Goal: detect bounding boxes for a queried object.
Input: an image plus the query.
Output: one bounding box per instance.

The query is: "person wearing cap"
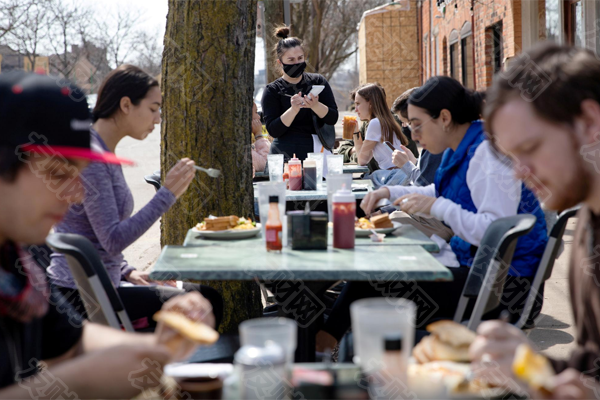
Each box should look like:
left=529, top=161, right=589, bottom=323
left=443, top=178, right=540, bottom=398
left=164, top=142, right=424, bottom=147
left=45, top=65, right=223, bottom=331
left=0, top=71, right=213, bottom=397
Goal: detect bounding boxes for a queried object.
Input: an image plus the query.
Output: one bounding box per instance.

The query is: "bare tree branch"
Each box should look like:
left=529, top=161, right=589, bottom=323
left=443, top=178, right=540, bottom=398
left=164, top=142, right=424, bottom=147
left=291, top=0, right=381, bottom=80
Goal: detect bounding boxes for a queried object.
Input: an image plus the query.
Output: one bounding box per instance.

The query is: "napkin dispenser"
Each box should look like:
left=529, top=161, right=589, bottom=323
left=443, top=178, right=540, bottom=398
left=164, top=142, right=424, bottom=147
left=287, top=210, right=328, bottom=250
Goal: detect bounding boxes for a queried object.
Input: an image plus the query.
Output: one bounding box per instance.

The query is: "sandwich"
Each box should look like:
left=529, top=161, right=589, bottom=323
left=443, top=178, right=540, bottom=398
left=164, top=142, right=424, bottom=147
left=512, top=344, right=554, bottom=393
left=371, top=213, right=394, bottom=229
left=153, top=311, right=219, bottom=349
left=202, top=216, right=239, bottom=231
left=412, top=320, right=477, bottom=364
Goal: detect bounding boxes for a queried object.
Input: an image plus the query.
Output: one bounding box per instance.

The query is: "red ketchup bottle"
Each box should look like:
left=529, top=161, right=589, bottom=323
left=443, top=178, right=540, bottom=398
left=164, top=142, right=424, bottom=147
left=265, top=195, right=282, bottom=252
left=332, top=185, right=355, bottom=249
left=288, top=154, right=302, bottom=191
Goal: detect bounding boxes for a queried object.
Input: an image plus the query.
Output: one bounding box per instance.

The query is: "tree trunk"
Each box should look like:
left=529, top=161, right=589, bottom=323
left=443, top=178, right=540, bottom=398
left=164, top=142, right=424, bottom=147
left=161, top=0, right=262, bottom=334
left=263, top=0, right=284, bottom=84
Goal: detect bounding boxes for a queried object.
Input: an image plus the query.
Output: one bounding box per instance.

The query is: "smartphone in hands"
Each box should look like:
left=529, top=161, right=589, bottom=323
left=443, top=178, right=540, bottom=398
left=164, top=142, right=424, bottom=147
left=309, top=85, right=325, bottom=96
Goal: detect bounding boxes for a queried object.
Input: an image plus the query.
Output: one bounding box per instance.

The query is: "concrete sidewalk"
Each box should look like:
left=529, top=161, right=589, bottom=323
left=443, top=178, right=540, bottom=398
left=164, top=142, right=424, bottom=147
left=118, top=124, right=576, bottom=360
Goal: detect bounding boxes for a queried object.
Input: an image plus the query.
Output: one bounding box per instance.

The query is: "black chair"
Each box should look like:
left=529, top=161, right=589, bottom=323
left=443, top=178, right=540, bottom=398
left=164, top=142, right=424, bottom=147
left=47, top=233, right=239, bottom=362
left=144, top=171, right=161, bottom=192
left=46, top=233, right=135, bottom=331
left=514, top=206, right=580, bottom=329
left=453, top=214, right=537, bottom=330
left=25, top=243, right=54, bottom=270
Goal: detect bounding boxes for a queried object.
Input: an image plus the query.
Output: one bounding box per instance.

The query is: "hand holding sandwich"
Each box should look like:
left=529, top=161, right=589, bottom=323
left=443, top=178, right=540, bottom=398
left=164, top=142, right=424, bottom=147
left=469, top=321, right=531, bottom=386
left=154, top=292, right=218, bottom=361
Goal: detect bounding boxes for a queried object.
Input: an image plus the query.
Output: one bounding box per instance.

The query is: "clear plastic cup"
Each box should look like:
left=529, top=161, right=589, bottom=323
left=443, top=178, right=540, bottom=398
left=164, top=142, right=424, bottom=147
left=326, top=173, right=352, bottom=222
left=267, top=154, right=284, bottom=182
left=326, top=154, right=344, bottom=175
left=256, top=182, right=287, bottom=246
left=350, top=298, right=415, bottom=374
left=239, top=317, right=298, bottom=365
left=307, top=153, right=324, bottom=187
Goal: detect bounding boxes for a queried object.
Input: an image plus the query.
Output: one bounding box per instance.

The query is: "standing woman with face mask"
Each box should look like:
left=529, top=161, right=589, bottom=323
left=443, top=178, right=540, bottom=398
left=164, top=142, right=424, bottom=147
left=261, top=26, right=339, bottom=162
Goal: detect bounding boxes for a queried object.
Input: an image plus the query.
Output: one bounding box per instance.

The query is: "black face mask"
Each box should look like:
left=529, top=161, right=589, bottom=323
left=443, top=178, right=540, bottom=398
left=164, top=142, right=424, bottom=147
left=282, top=61, right=306, bottom=78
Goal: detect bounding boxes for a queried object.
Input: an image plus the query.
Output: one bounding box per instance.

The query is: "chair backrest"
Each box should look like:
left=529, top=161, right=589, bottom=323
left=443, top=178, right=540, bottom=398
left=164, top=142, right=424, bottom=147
left=453, top=214, right=537, bottom=330
left=513, top=205, right=580, bottom=329
left=144, top=173, right=161, bottom=192
left=46, top=233, right=134, bottom=331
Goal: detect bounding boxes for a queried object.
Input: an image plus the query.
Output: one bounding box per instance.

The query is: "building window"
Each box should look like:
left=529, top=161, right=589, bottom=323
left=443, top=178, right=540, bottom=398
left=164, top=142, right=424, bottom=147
left=490, top=22, right=503, bottom=75
left=434, top=35, right=438, bottom=75
left=564, top=0, right=584, bottom=46
left=442, top=37, right=448, bottom=76
left=449, top=43, right=458, bottom=80
left=546, top=0, right=560, bottom=42
left=424, top=34, right=429, bottom=80
left=461, top=35, right=474, bottom=88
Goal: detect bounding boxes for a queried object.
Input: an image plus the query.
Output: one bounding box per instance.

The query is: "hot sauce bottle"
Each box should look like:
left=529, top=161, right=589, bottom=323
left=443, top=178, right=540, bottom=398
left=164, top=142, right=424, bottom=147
left=288, top=154, right=302, bottom=191
left=332, top=185, right=355, bottom=249
left=265, top=195, right=282, bottom=252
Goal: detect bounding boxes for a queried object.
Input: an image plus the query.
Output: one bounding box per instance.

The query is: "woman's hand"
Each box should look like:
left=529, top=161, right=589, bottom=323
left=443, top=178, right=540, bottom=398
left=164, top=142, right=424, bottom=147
left=290, top=92, right=304, bottom=112
left=392, top=145, right=417, bottom=168
left=469, top=321, right=531, bottom=387
left=394, top=193, right=437, bottom=215
left=126, top=270, right=176, bottom=287
left=303, top=93, right=319, bottom=109
left=360, top=187, right=390, bottom=216
left=163, top=158, right=196, bottom=199
left=155, top=292, right=216, bottom=361
left=252, top=117, right=263, bottom=137
left=545, top=369, right=600, bottom=399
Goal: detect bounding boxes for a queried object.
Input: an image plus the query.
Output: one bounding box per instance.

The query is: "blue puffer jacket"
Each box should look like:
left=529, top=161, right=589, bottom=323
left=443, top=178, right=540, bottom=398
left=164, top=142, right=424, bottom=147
left=433, top=121, right=548, bottom=277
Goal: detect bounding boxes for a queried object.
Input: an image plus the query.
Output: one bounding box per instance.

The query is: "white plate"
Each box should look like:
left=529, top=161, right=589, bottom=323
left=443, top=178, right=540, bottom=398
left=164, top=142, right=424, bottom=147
left=191, top=223, right=261, bottom=240
left=355, top=221, right=401, bottom=237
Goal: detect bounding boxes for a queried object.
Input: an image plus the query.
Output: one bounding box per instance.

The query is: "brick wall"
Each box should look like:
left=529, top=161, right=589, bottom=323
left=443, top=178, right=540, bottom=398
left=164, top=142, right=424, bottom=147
left=358, top=0, right=421, bottom=107
left=420, top=0, right=545, bottom=90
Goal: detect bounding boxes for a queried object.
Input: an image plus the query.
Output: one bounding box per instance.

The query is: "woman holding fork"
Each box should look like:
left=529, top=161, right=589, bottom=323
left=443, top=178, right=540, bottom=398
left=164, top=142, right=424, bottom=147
left=47, top=65, right=223, bottom=331
left=261, top=26, right=338, bottom=161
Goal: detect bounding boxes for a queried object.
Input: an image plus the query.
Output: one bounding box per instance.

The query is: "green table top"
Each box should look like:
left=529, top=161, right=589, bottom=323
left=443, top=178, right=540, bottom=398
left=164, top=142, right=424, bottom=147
left=182, top=225, right=440, bottom=253
left=149, top=238, right=451, bottom=283
left=253, top=179, right=373, bottom=202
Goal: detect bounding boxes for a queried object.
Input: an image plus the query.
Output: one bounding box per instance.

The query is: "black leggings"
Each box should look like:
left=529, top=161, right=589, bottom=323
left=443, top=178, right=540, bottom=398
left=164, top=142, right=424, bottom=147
left=56, top=282, right=224, bottom=331
left=322, top=268, right=542, bottom=341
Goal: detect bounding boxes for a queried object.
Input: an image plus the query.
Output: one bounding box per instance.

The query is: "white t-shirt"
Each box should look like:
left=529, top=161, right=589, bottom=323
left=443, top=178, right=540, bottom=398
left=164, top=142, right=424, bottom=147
left=365, top=118, right=403, bottom=170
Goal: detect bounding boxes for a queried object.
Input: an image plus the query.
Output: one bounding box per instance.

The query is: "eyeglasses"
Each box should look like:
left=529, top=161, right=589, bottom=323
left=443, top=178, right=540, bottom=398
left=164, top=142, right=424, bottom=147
left=409, top=115, right=437, bottom=134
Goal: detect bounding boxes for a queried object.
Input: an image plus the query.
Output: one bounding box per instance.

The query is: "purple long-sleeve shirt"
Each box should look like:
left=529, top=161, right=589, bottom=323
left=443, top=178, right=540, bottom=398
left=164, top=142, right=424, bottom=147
left=47, top=130, right=176, bottom=289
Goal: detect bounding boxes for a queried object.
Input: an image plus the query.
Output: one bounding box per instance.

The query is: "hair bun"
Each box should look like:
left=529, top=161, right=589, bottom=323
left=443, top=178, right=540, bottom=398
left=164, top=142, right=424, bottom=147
left=275, top=26, right=290, bottom=39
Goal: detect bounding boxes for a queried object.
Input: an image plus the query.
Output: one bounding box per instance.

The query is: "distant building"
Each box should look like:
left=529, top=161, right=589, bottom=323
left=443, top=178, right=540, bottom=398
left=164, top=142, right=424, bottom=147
left=358, top=0, right=600, bottom=94
left=0, top=45, right=49, bottom=74
left=48, top=44, right=111, bottom=93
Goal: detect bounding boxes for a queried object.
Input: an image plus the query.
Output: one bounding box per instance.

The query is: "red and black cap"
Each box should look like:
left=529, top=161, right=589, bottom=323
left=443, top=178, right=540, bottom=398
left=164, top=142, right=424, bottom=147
left=0, top=71, right=133, bottom=165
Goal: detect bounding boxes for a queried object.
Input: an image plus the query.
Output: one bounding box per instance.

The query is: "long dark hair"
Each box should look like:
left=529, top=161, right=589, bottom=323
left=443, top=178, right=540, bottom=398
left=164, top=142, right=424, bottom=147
left=409, top=77, right=485, bottom=124
left=352, top=83, right=408, bottom=146
left=92, top=65, right=159, bottom=122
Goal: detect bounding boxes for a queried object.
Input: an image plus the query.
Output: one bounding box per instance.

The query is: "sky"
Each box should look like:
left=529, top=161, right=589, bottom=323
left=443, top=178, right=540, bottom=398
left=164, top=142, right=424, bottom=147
left=83, top=0, right=265, bottom=74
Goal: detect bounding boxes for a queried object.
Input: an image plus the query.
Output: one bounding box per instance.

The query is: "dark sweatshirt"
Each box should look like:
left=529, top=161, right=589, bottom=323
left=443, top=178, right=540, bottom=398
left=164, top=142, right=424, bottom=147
left=261, top=73, right=338, bottom=162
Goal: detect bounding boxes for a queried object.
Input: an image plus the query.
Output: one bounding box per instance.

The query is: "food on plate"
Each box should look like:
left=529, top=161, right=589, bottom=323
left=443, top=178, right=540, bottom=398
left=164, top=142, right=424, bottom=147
left=231, top=217, right=256, bottom=230
left=412, top=320, right=477, bottom=364
left=371, top=213, right=394, bottom=229
left=408, top=361, right=494, bottom=395
left=410, top=321, right=496, bottom=396
left=153, top=311, right=219, bottom=346
left=512, top=344, right=554, bottom=393
left=355, top=217, right=375, bottom=230
left=195, top=216, right=256, bottom=231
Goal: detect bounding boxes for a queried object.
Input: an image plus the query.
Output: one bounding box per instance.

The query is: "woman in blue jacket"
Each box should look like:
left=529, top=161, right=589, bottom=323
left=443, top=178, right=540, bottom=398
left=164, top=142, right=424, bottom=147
left=316, top=77, right=548, bottom=352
